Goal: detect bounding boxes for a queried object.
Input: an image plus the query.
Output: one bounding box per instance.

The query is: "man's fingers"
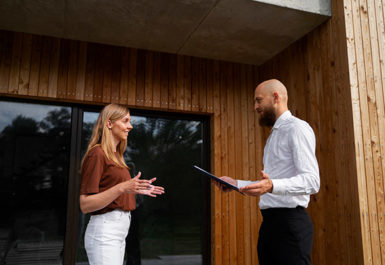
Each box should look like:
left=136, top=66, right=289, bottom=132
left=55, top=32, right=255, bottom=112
left=260, top=170, right=269, bottom=179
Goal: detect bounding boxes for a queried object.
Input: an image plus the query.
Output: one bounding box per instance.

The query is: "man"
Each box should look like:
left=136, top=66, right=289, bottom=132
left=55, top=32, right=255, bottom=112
left=218, top=79, right=320, bottom=265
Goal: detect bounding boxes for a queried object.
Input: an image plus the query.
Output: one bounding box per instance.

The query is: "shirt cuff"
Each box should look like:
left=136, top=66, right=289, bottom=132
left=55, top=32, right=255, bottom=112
left=271, top=179, right=285, bottom=195
left=237, top=180, right=254, bottom=188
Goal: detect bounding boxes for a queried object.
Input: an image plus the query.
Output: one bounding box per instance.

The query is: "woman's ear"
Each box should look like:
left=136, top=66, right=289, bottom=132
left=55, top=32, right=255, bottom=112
left=107, top=120, right=112, bottom=129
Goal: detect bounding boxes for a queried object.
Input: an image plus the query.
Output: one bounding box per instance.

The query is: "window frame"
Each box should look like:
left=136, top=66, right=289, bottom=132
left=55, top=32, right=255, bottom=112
left=0, top=97, right=211, bottom=265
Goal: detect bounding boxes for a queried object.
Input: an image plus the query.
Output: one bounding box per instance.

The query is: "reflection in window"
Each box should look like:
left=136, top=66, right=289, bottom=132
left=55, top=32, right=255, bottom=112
left=0, top=101, right=71, bottom=264
left=76, top=113, right=205, bottom=265
left=126, top=117, right=204, bottom=265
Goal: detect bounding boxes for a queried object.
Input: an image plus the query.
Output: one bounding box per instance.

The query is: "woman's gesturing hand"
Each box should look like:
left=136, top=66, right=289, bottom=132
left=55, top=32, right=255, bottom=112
left=137, top=177, right=165, bottom=197
left=118, top=172, right=165, bottom=197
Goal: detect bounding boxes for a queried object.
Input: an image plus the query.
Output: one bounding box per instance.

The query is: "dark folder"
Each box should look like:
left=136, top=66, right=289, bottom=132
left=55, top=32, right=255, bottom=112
left=193, top=165, right=244, bottom=195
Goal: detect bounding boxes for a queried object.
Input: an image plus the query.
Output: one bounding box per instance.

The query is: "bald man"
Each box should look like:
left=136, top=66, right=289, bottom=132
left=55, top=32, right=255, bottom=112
left=218, top=79, right=320, bottom=265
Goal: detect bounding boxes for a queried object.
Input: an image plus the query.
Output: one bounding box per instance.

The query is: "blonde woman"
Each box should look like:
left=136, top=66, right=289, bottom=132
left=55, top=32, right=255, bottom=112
left=80, top=104, right=164, bottom=265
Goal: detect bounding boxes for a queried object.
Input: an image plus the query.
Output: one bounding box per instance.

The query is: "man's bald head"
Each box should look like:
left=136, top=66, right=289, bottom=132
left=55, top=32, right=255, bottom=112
left=256, top=79, right=288, bottom=103
left=254, top=79, right=289, bottom=126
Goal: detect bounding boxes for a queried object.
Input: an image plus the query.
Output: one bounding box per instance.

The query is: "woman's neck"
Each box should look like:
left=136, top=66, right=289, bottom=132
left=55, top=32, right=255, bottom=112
left=111, top=136, right=119, bottom=152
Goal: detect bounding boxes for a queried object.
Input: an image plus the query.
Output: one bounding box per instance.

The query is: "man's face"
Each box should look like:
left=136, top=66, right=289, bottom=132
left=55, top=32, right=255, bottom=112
left=254, top=87, right=276, bottom=127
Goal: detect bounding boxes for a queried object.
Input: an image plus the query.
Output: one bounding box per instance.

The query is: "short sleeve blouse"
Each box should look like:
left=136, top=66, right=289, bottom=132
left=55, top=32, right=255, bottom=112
left=80, top=146, right=136, bottom=215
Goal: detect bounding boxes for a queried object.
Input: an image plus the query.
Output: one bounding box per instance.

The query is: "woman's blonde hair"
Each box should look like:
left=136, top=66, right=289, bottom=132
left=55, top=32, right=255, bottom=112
left=81, top=104, right=130, bottom=170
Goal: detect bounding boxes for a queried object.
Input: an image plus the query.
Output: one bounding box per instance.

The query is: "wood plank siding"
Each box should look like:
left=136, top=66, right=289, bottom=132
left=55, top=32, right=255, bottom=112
left=257, top=0, right=385, bottom=264
left=0, top=30, right=263, bottom=265
left=0, top=0, right=384, bottom=264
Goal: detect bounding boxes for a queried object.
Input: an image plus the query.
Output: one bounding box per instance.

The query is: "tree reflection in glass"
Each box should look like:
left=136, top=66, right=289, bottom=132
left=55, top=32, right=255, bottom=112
left=77, top=113, right=205, bottom=265
left=125, top=117, right=204, bottom=265
left=0, top=101, right=71, bottom=265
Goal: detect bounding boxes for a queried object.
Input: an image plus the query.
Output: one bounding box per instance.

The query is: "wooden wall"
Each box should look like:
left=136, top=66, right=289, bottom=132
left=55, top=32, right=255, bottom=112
left=0, top=29, right=264, bottom=265
left=0, top=0, right=384, bottom=263
left=257, top=0, right=385, bottom=264
left=344, top=0, right=385, bottom=264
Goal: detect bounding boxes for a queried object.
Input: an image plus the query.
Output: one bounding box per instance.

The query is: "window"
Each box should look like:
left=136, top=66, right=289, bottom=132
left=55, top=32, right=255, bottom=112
left=0, top=101, right=71, bottom=264
left=0, top=100, right=210, bottom=265
left=76, top=110, right=210, bottom=265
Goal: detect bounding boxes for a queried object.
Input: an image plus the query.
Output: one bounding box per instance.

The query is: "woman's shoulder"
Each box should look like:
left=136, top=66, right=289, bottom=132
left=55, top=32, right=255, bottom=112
left=86, top=145, right=106, bottom=158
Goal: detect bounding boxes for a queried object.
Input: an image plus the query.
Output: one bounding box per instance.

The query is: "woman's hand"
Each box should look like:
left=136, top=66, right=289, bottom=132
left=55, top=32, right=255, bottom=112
left=136, top=177, right=165, bottom=197
left=118, top=172, right=152, bottom=194
left=119, top=173, right=165, bottom=197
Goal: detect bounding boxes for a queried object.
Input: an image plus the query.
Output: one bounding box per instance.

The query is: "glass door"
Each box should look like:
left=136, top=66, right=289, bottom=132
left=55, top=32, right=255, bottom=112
left=0, top=100, right=71, bottom=265
left=76, top=110, right=210, bottom=265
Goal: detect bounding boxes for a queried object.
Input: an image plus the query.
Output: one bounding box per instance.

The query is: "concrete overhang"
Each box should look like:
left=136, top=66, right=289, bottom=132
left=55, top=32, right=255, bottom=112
left=0, top=0, right=330, bottom=65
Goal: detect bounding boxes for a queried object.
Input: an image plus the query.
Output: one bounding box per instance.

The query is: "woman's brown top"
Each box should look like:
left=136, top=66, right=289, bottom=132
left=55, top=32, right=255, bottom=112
left=80, top=146, right=136, bottom=215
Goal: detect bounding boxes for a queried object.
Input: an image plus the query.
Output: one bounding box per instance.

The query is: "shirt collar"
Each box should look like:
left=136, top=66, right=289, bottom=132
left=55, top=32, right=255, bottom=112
left=272, top=110, right=292, bottom=130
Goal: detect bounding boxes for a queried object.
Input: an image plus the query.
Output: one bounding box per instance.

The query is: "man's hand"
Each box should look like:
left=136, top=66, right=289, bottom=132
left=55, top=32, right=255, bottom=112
left=239, top=170, right=273, bottom=196
left=215, top=176, right=237, bottom=192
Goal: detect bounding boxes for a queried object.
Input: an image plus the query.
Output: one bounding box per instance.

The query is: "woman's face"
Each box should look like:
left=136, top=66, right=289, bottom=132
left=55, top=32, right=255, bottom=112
left=109, top=112, right=133, bottom=142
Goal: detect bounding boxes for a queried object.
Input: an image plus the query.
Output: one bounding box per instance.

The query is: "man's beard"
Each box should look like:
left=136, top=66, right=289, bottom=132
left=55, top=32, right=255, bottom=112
left=258, top=107, right=276, bottom=127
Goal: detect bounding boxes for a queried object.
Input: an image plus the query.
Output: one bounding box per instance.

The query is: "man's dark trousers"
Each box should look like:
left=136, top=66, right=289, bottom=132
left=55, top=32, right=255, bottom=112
left=258, top=206, right=314, bottom=265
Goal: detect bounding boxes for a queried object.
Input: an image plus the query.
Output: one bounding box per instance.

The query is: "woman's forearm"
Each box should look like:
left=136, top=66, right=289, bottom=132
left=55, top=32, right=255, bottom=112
left=80, top=184, right=123, bottom=214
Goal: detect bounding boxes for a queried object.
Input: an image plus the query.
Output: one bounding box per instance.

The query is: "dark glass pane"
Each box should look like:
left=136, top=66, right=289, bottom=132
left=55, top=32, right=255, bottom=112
left=0, top=101, right=71, bottom=265
left=126, top=117, right=204, bottom=265
left=75, top=111, right=98, bottom=264
left=76, top=112, right=205, bottom=265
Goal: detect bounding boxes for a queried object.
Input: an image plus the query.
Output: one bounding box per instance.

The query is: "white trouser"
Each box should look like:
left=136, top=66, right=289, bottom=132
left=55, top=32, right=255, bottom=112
left=85, top=210, right=131, bottom=265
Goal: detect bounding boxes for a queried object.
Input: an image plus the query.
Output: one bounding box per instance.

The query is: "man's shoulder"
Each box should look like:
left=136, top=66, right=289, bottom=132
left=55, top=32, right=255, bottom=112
left=282, top=116, right=312, bottom=132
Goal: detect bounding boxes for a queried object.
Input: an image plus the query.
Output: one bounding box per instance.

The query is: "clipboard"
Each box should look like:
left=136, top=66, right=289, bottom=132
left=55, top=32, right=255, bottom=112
left=193, top=165, right=244, bottom=195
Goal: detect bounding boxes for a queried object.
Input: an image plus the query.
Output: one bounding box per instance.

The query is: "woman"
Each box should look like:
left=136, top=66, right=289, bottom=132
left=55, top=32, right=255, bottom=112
left=79, top=103, right=164, bottom=265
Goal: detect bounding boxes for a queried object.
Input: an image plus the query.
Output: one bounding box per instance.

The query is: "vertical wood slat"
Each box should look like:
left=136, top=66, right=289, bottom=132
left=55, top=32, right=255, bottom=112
left=183, top=56, right=192, bottom=112
left=8, top=32, right=23, bottom=94
left=240, top=64, right=251, bottom=265
left=18, top=33, right=32, bottom=95
left=206, top=59, right=214, bottom=113
left=29, top=35, right=42, bottom=96
left=199, top=58, right=207, bottom=112
left=0, top=31, right=13, bottom=93
left=84, top=43, right=96, bottom=102
left=176, top=55, right=185, bottom=110
left=102, top=46, right=113, bottom=103
left=349, top=0, right=382, bottom=263
left=344, top=0, right=370, bottom=263
left=92, top=44, right=104, bottom=103
left=67, top=40, right=78, bottom=100
left=246, top=67, right=262, bottom=264
left=191, top=57, right=199, bottom=112
left=119, top=48, right=130, bottom=105
left=57, top=39, right=70, bottom=99
left=144, top=51, right=153, bottom=107
left=226, top=63, right=237, bottom=265
left=168, top=54, right=177, bottom=110
left=333, top=0, right=356, bottom=262
left=47, top=38, right=60, bottom=98
left=366, top=0, right=385, bottom=262
left=152, top=52, right=161, bottom=108
left=76, top=42, right=87, bottom=101
left=38, top=37, right=52, bottom=98
left=110, top=47, right=121, bottom=104
left=233, top=63, right=244, bottom=265
left=127, top=48, right=137, bottom=106
left=220, top=61, right=230, bottom=265
left=212, top=59, right=222, bottom=265
left=135, top=49, right=145, bottom=107
left=160, top=53, right=169, bottom=109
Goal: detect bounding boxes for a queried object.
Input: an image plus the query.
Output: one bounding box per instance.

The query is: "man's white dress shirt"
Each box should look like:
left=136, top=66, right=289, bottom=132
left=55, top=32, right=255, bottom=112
left=238, top=111, right=320, bottom=209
